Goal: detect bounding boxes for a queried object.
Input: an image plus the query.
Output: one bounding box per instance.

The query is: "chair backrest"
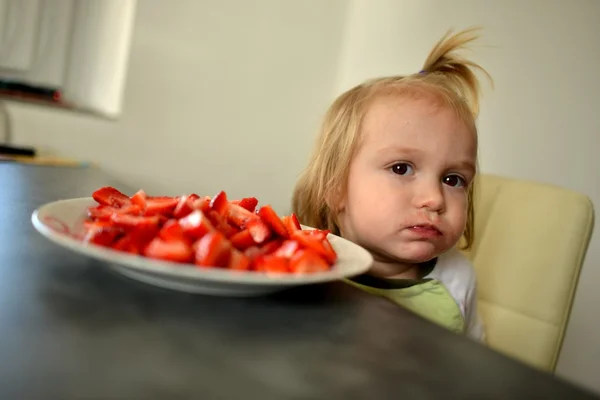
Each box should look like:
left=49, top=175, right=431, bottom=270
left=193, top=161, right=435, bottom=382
left=461, top=174, right=595, bottom=372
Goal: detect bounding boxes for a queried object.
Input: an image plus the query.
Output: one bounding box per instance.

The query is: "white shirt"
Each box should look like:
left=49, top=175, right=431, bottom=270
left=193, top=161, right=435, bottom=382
left=425, top=247, right=485, bottom=342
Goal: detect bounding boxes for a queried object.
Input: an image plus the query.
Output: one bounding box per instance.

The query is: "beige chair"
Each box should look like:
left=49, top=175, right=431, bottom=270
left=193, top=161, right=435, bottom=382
left=461, top=173, right=595, bottom=372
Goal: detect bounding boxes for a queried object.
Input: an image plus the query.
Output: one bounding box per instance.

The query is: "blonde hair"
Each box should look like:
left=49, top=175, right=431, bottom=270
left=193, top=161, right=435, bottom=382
left=292, top=27, right=492, bottom=250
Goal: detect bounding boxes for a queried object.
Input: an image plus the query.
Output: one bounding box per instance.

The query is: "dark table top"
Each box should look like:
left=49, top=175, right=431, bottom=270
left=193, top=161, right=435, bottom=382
left=0, top=163, right=597, bottom=400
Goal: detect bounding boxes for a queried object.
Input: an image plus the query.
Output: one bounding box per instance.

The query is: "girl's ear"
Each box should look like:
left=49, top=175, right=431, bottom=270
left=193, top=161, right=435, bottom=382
left=326, top=185, right=346, bottom=214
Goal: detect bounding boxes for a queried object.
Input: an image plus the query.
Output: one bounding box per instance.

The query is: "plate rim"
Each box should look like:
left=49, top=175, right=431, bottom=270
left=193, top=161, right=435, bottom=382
left=31, top=197, right=373, bottom=287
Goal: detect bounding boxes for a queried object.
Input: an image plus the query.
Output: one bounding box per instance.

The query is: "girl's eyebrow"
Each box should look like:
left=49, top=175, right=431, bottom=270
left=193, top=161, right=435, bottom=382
left=451, top=161, right=476, bottom=175
left=376, top=146, right=424, bottom=157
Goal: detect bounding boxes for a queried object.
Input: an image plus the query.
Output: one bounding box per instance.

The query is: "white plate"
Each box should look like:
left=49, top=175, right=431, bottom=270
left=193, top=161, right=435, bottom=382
left=31, top=197, right=373, bottom=296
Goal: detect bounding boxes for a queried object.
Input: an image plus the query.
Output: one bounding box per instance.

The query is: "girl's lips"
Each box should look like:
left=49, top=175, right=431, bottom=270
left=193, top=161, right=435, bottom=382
left=407, top=224, right=442, bottom=238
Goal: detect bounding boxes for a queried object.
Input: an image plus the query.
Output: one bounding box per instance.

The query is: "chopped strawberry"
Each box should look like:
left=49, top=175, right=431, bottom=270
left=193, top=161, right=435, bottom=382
left=291, top=229, right=337, bottom=263
left=92, top=186, right=131, bottom=208
left=227, top=203, right=260, bottom=228
left=159, top=219, right=188, bottom=242
left=254, top=255, right=289, bottom=273
left=87, top=205, right=117, bottom=220
left=192, top=196, right=211, bottom=214
left=282, top=213, right=302, bottom=235
left=246, top=219, right=271, bottom=244
left=290, top=249, right=329, bottom=273
left=320, top=238, right=338, bottom=264
left=274, top=240, right=301, bottom=259
left=130, top=189, right=147, bottom=209
left=84, top=227, right=121, bottom=247
left=210, top=191, right=229, bottom=216
left=144, top=196, right=179, bottom=217
left=112, top=234, right=142, bottom=254
left=207, top=210, right=239, bottom=238
left=110, top=213, right=160, bottom=231
left=232, top=197, right=259, bottom=213
left=228, top=249, right=251, bottom=270
left=257, top=205, right=288, bottom=238
left=178, top=210, right=214, bottom=239
left=194, top=231, right=231, bottom=267
left=230, top=229, right=256, bottom=250
left=173, top=194, right=200, bottom=219
left=144, top=237, right=194, bottom=263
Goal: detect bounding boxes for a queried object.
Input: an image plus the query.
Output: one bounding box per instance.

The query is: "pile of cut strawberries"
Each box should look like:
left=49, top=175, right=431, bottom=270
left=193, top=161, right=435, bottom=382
left=82, top=186, right=337, bottom=274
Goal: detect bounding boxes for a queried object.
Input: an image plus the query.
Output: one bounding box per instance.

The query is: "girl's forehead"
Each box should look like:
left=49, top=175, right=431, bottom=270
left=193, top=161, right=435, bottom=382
left=359, top=93, right=477, bottom=158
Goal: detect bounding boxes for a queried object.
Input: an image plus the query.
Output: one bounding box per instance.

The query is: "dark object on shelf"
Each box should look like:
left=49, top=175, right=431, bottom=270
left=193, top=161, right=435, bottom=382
left=0, top=144, right=36, bottom=157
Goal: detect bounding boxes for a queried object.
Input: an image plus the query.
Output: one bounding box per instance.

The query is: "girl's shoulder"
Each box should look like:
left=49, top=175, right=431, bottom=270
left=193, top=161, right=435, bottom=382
left=425, top=248, right=477, bottom=299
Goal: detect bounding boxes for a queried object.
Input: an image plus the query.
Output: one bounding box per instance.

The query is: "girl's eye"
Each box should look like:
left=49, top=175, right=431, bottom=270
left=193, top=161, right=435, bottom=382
left=391, top=163, right=414, bottom=176
left=443, top=175, right=466, bottom=188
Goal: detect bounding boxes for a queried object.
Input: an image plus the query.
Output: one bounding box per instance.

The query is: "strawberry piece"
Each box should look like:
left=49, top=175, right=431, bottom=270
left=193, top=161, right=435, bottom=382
left=228, top=249, right=251, bottom=270
left=144, top=196, right=179, bottom=217
left=159, top=219, right=188, bottom=242
left=290, top=249, right=329, bottom=273
left=110, top=213, right=160, bottom=231
left=194, top=231, right=231, bottom=267
left=246, top=219, right=271, bottom=244
left=173, top=194, right=200, bottom=219
left=192, top=196, right=211, bottom=214
left=254, top=255, right=289, bottom=273
left=87, top=205, right=117, bottom=220
left=84, top=227, right=121, bottom=247
left=227, top=203, right=260, bottom=228
left=88, top=204, right=142, bottom=220
left=257, top=205, right=288, bottom=238
left=112, top=234, right=143, bottom=254
left=210, top=191, right=229, bottom=216
left=291, top=229, right=337, bottom=264
left=207, top=210, right=239, bottom=238
left=144, top=237, right=194, bottom=263
left=230, top=229, right=256, bottom=250
left=282, top=213, right=302, bottom=235
left=244, top=239, right=283, bottom=261
left=92, top=186, right=131, bottom=208
left=179, top=210, right=215, bottom=239
left=130, top=189, right=147, bottom=210
left=320, top=238, right=338, bottom=264
left=274, top=240, right=301, bottom=259
left=232, top=197, right=259, bottom=213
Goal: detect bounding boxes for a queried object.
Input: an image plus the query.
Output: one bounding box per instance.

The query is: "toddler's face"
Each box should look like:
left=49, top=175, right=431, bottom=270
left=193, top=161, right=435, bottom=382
left=337, top=92, right=476, bottom=265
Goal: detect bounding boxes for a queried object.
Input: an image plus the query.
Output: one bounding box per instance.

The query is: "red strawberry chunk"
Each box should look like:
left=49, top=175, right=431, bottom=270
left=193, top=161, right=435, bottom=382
left=257, top=205, right=288, bottom=238
left=210, top=191, right=229, bottom=216
left=228, top=249, right=251, bottom=270
left=230, top=229, right=256, bottom=250
left=246, top=219, right=271, bottom=244
left=254, top=255, right=289, bottom=273
left=173, top=194, right=200, bottom=219
left=178, top=210, right=215, bottom=239
left=194, top=231, right=231, bottom=267
left=227, top=203, right=260, bottom=228
left=84, top=227, right=121, bottom=247
left=110, top=213, right=160, bottom=231
left=130, top=189, right=147, bottom=209
left=144, top=237, right=194, bottom=263
left=92, top=186, right=131, bottom=208
left=232, top=197, right=259, bottom=213
left=192, top=196, right=211, bottom=214
left=144, top=196, right=179, bottom=217
left=159, top=219, right=188, bottom=242
left=274, top=240, right=301, bottom=259
left=290, top=249, right=329, bottom=273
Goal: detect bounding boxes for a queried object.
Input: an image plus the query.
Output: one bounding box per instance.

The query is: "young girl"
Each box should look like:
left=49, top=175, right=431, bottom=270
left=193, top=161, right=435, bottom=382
left=292, top=28, right=492, bottom=341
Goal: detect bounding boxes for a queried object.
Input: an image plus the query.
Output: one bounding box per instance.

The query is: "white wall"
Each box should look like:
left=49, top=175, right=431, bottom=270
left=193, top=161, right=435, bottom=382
left=5, top=0, right=600, bottom=393
left=336, top=0, right=600, bottom=393
left=7, top=0, right=349, bottom=213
